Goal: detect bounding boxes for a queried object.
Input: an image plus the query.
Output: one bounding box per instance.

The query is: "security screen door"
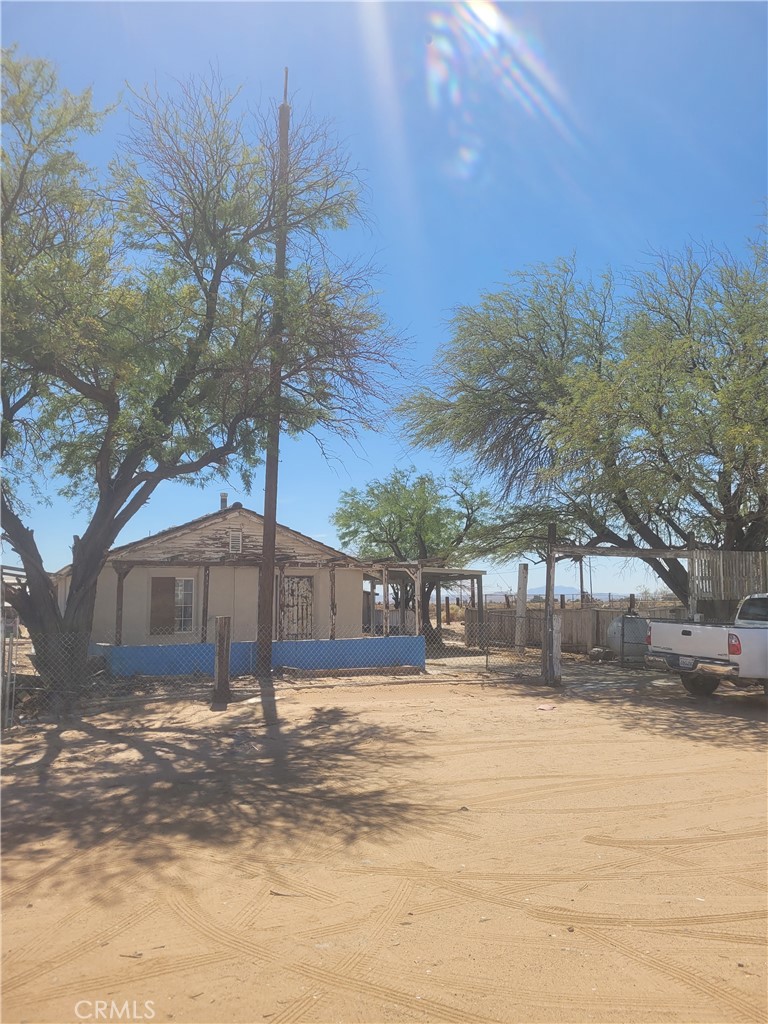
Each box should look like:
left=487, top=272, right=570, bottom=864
left=282, top=575, right=313, bottom=640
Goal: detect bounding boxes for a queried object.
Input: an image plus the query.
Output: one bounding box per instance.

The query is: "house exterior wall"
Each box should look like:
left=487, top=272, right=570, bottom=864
left=89, top=560, right=364, bottom=645
left=60, top=509, right=364, bottom=645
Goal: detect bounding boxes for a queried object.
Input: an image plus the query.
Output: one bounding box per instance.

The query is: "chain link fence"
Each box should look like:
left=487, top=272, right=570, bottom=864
left=1, top=612, right=558, bottom=727
left=3, top=605, right=686, bottom=727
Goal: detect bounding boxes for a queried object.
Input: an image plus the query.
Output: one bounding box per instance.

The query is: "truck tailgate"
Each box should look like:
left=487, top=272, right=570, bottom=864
left=650, top=623, right=729, bottom=661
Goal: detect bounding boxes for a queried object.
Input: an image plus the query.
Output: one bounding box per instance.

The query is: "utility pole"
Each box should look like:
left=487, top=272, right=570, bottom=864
left=256, top=69, right=290, bottom=725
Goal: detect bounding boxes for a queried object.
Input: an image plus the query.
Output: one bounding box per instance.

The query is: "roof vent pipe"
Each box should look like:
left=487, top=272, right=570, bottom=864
left=220, top=492, right=228, bottom=510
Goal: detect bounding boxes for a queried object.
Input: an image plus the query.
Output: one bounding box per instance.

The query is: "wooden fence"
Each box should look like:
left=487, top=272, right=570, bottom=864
left=464, top=606, right=684, bottom=653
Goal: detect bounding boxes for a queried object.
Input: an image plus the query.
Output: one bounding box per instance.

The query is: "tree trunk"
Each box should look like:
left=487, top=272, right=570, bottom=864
left=3, top=501, right=107, bottom=715
left=420, top=581, right=439, bottom=641
left=29, top=576, right=99, bottom=715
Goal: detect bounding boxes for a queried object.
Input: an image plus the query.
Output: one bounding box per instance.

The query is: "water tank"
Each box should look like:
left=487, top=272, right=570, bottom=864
left=606, top=615, right=649, bottom=662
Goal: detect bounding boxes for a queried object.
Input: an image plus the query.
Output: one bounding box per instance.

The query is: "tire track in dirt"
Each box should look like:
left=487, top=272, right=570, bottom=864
left=591, top=842, right=768, bottom=894
left=384, top=964, right=699, bottom=1014
left=515, top=788, right=759, bottom=816
left=167, top=890, right=495, bottom=1024
left=341, top=854, right=694, bottom=888
left=412, top=819, right=483, bottom=842
left=580, top=925, right=765, bottom=1023
left=530, top=903, right=765, bottom=929
left=264, top=869, right=337, bottom=904
left=269, top=880, right=414, bottom=1024
left=637, top=926, right=767, bottom=946
left=11, top=946, right=234, bottom=1011
left=16, top=951, right=233, bottom=1005
left=2, top=826, right=125, bottom=900
left=2, top=899, right=160, bottom=995
left=300, top=878, right=413, bottom=940
left=268, top=991, right=320, bottom=1024
left=468, top=772, right=729, bottom=810
left=230, top=880, right=272, bottom=931
left=339, top=856, right=652, bottom=923
left=406, top=874, right=765, bottom=931
left=584, top=824, right=767, bottom=849
left=2, top=869, right=144, bottom=966
left=230, top=866, right=337, bottom=932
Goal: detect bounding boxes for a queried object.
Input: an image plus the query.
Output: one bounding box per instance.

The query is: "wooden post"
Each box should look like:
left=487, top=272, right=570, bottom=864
left=113, top=565, right=131, bottom=646
left=476, top=575, right=484, bottom=648
left=515, top=563, right=528, bottom=654
left=687, top=533, right=698, bottom=618
left=559, top=593, right=566, bottom=610
left=552, top=613, right=562, bottom=685
left=329, top=565, right=337, bottom=640
left=278, top=566, right=285, bottom=641
left=445, top=595, right=450, bottom=626
left=382, top=566, right=390, bottom=636
left=413, top=567, right=421, bottom=635
left=201, top=566, right=210, bottom=643
left=436, top=581, right=442, bottom=634
left=543, top=524, right=560, bottom=686
left=470, top=578, right=476, bottom=608
left=369, top=581, right=377, bottom=634
left=212, top=615, right=231, bottom=707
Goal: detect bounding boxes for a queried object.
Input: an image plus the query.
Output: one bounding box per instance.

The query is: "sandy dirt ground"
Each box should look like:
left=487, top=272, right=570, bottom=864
left=2, top=667, right=767, bottom=1024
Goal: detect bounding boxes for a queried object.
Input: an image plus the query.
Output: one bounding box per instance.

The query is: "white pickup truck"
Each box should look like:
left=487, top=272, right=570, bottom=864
left=645, top=594, right=768, bottom=697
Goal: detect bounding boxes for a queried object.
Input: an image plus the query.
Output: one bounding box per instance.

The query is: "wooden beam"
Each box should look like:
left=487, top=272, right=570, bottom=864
left=278, top=566, right=286, bottom=641
left=201, top=565, right=210, bottom=643
left=382, top=566, right=390, bottom=637
left=543, top=523, right=560, bottom=686
left=329, top=565, right=336, bottom=640
left=212, top=615, right=232, bottom=706
left=515, top=562, right=528, bottom=654
left=552, top=546, right=695, bottom=560
left=113, top=565, right=132, bottom=646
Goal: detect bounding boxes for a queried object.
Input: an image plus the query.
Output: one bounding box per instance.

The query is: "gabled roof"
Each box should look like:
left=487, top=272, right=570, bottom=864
left=54, top=505, right=360, bottom=574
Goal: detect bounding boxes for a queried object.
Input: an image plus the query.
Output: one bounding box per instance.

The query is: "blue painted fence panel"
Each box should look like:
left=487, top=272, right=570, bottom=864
left=93, top=636, right=426, bottom=678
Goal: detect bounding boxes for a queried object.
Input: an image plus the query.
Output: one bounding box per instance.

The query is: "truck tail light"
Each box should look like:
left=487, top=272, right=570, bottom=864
left=728, top=633, right=742, bottom=656
left=645, top=625, right=652, bottom=646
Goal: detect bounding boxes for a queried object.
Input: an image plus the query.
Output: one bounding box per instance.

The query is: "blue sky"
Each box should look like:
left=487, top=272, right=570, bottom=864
left=4, top=1, right=766, bottom=595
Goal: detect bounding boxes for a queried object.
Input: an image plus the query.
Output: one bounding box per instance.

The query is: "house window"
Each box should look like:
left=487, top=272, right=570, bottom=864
left=229, top=530, right=242, bottom=554
left=175, top=578, right=194, bottom=632
left=150, top=577, right=194, bottom=635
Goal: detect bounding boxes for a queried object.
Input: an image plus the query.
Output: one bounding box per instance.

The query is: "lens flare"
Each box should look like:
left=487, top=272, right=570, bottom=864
left=426, top=2, right=577, bottom=178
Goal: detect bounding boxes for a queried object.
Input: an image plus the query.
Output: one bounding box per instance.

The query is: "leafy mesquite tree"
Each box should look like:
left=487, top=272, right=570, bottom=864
left=400, top=242, right=768, bottom=605
left=1, top=50, right=399, bottom=688
left=332, top=467, right=496, bottom=632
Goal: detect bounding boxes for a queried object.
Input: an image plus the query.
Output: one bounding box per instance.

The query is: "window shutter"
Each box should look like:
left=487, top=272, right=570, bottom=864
left=150, top=577, right=176, bottom=635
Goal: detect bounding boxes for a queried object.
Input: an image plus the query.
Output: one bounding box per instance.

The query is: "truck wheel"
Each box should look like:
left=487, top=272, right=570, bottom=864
left=680, top=673, right=720, bottom=697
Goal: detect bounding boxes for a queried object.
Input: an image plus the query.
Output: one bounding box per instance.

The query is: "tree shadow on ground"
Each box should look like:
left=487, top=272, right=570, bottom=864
left=1, top=700, right=428, bottom=890
left=484, top=665, right=767, bottom=750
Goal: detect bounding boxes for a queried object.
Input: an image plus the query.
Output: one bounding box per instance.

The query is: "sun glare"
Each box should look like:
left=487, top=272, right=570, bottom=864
left=426, top=2, right=577, bottom=179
